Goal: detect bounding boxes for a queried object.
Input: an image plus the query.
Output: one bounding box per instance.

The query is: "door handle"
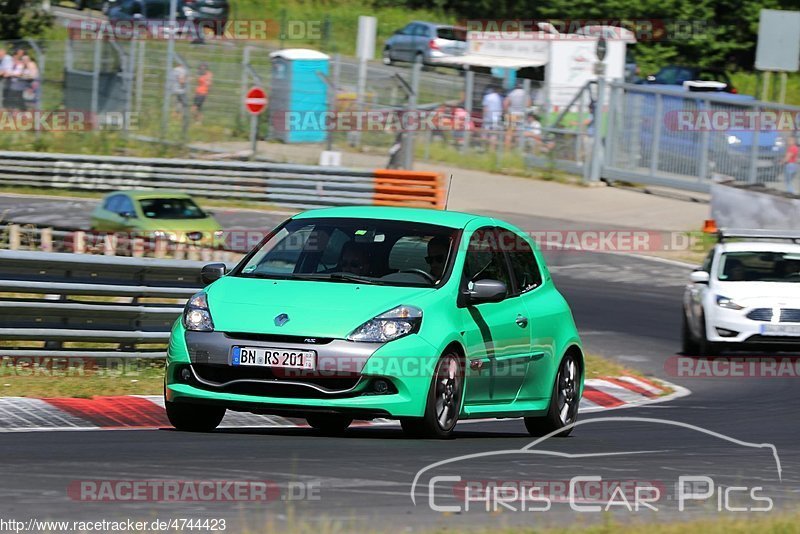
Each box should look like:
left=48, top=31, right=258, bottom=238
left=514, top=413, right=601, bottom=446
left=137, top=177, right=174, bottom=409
left=515, top=314, right=528, bottom=328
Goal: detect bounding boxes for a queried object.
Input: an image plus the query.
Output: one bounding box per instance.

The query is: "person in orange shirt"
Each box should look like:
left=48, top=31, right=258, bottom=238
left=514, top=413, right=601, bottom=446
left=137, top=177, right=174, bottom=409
left=192, top=63, right=212, bottom=122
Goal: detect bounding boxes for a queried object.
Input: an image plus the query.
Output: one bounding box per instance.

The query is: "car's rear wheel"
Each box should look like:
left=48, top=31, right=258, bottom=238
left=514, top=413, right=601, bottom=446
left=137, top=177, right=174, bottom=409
left=681, top=310, right=700, bottom=355
left=401, top=352, right=463, bottom=439
left=306, top=415, right=352, bottom=435
left=524, top=351, right=580, bottom=437
left=165, top=401, right=225, bottom=432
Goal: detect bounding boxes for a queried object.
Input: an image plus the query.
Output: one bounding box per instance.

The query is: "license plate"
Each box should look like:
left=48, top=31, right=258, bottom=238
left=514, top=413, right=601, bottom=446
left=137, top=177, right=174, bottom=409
left=231, top=346, right=315, bottom=369
left=761, top=324, right=800, bottom=336
left=200, top=7, right=223, bottom=14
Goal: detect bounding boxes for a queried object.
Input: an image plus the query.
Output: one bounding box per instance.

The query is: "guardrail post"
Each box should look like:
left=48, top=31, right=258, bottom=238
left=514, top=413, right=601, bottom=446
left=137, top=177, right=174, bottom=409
left=174, top=243, right=186, bottom=260
left=73, top=231, right=85, bottom=254
left=132, top=237, right=145, bottom=258
left=8, top=224, right=20, bottom=250
left=154, top=237, right=167, bottom=259
left=104, top=234, right=117, bottom=256
left=187, top=246, right=200, bottom=261
left=40, top=227, right=53, bottom=252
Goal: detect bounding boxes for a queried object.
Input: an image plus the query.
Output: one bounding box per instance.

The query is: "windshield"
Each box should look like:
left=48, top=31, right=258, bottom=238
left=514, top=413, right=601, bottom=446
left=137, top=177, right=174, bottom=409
left=138, top=198, right=207, bottom=219
left=717, top=251, right=800, bottom=283
left=235, top=217, right=459, bottom=287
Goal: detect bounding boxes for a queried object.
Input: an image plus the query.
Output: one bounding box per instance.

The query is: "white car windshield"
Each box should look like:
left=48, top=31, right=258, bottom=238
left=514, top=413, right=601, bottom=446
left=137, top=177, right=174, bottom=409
left=717, top=251, right=800, bottom=282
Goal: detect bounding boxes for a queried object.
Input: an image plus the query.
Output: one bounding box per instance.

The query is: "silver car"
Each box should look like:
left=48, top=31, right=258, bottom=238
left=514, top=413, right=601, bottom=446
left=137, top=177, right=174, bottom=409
left=382, top=21, right=467, bottom=66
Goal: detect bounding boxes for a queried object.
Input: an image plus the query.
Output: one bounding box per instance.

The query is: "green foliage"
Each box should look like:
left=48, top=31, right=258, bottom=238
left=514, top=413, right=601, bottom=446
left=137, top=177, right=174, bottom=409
left=0, top=0, right=54, bottom=41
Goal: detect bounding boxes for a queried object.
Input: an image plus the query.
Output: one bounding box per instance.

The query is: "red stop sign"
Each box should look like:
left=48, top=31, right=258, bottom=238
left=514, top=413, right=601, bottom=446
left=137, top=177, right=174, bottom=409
left=245, top=87, right=268, bottom=115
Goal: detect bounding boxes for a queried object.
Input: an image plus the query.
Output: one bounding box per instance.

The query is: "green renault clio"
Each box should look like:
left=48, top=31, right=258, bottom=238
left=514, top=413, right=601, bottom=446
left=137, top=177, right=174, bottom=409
left=165, top=206, right=583, bottom=438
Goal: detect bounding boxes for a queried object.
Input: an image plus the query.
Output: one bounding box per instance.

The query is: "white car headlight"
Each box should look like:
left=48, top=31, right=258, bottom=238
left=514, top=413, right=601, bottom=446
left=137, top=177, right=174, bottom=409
left=183, top=291, right=214, bottom=331
left=716, top=295, right=744, bottom=310
left=347, top=305, right=422, bottom=343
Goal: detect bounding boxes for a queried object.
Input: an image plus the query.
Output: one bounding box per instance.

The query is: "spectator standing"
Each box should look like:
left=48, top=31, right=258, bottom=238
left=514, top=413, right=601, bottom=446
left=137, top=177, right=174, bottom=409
left=171, top=63, right=188, bottom=116
left=481, top=85, right=503, bottom=151
left=20, top=55, right=40, bottom=110
left=6, top=50, right=26, bottom=110
left=504, top=83, right=529, bottom=150
left=784, top=136, right=798, bottom=195
left=192, top=63, right=212, bottom=122
left=0, top=48, right=13, bottom=107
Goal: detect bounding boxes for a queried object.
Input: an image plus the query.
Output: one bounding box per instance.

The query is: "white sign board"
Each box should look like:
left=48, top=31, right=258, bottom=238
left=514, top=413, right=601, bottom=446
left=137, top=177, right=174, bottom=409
left=467, top=33, right=549, bottom=64
left=755, top=9, right=800, bottom=72
left=545, top=38, right=627, bottom=109
left=356, top=16, right=377, bottom=61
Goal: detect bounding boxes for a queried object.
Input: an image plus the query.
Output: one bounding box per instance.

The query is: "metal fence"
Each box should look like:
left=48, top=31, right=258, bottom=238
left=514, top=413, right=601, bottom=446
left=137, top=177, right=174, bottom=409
left=0, top=250, right=216, bottom=358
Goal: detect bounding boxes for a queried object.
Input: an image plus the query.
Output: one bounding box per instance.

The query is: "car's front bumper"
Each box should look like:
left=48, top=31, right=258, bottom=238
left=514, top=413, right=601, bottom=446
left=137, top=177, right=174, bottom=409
left=165, top=323, right=440, bottom=418
left=708, top=307, right=800, bottom=345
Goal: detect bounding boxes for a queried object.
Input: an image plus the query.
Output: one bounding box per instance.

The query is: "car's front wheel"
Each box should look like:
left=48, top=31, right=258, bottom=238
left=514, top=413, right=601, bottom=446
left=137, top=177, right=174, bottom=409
left=524, top=352, right=580, bottom=437
left=306, top=415, right=352, bottom=435
left=681, top=310, right=700, bottom=355
left=401, top=352, right=463, bottom=439
left=165, top=401, right=225, bottom=432
left=382, top=47, right=393, bottom=65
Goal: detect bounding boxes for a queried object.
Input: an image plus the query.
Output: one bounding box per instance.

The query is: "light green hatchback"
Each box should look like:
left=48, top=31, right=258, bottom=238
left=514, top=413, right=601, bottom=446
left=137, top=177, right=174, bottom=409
left=90, top=191, right=223, bottom=248
left=165, top=206, right=583, bottom=438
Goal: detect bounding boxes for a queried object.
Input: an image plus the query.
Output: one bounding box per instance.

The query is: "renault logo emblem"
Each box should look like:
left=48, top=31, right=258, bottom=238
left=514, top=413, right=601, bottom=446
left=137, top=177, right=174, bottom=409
left=274, top=313, right=289, bottom=327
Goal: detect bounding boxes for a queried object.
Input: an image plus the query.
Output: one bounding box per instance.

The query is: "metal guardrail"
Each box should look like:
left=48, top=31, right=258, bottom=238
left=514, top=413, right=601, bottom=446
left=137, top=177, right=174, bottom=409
left=0, top=151, right=445, bottom=209
left=0, top=250, right=225, bottom=358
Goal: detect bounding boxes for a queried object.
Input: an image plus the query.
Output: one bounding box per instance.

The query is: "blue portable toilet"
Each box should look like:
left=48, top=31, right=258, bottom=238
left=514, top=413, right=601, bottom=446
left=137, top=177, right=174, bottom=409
left=269, top=48, right=330, bottom=143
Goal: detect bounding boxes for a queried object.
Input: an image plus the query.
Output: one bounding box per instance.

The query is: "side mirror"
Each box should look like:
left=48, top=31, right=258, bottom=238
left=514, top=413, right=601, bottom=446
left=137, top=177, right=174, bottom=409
left=201, top=263, right=227, bottom=285
left=466, top=279, right=507, bottom=304
left=690, top=270, right=710, bottom=284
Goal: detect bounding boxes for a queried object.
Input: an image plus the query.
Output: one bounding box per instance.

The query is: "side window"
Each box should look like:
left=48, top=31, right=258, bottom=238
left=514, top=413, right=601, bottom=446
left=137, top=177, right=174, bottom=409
left=400, top=23, right=414, bottom=35
left=118, top=196, right=136, bottom=215
left=104, top=195, right=123, bottom=213
left=463, top=228, right=512, bottom=289
left=498, top=229, right=542, bottom=295
left=414, top=24, right=429, bottom=37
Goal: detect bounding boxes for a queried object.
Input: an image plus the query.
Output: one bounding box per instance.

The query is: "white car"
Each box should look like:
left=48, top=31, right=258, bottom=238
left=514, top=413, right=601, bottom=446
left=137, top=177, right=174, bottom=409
left=682, top=230, right=800, bottom=356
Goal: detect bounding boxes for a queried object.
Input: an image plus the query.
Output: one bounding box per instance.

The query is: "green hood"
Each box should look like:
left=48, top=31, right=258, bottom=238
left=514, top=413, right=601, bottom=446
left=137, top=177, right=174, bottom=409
left=206, top=276, right=434, bottom=338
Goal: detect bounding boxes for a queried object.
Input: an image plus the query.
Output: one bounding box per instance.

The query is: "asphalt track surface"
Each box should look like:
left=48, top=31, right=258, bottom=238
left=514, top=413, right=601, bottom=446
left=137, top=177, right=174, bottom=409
left=1, top=194, right=797, bottom=530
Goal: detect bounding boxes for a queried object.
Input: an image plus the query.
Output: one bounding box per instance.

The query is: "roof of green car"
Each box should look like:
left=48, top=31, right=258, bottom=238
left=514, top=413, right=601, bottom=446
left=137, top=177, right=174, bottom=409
left=292, top=206, right=487, bottom=228
left=103, top=190, right=195, bottom=200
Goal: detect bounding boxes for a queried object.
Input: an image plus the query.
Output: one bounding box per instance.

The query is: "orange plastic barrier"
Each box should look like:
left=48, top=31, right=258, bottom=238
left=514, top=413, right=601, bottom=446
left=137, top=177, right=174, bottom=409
left=373, top=170, right=445, bottom=209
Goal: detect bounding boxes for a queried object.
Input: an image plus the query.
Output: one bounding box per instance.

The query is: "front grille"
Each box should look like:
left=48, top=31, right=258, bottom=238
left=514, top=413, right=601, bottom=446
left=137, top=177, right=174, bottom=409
left=780, top=309, right=800, bottom=323
left=746, top=308, right=800, bottom=323
left=747, top=308, right=773, bottom=322
left=744, top=335, right=800, bottom=344
left=191, top=363, right=361, bottom=398
left=224, top=332, right=334, bottom=345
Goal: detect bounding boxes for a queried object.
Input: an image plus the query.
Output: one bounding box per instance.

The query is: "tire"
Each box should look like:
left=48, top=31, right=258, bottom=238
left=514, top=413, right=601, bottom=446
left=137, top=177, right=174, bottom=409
left=165, top=401, right=225, bottom=432
left=524, top=351, right=581, bottom=437
left=681, top=311, right=700, bottom=355
left=306, top=414, right=352, bottom=435
left=401, top=352, right=463, bottom=439
left=382, top=47, right=393, bottom=65
left=697, top=313, right=718, bottom=357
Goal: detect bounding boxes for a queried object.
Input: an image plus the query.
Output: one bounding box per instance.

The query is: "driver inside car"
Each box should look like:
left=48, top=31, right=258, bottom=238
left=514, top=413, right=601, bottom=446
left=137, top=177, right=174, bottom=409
left=338, top=241, right=371, bottom=276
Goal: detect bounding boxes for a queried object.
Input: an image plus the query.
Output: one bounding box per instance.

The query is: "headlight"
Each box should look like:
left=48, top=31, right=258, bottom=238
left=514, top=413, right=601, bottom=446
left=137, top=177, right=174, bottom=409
left=183, top=291, right=214, bottom=331
left=153, top=230, right=178, bottom=242
left=727, top=135, right=742, bottom=146
left=347, top=305, right=422, bottom=342
left=716, top=295, right=744, bottom=310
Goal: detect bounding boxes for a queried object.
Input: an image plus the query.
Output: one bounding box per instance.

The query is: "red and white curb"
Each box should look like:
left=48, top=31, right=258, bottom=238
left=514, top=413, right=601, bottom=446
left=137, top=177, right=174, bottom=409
left=0, top=377, right=688, bottom=433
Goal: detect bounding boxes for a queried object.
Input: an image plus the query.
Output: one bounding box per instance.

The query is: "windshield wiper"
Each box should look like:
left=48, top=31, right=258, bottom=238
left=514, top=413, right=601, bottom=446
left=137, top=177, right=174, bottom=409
left=290, top=273, right=381, bottom=285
